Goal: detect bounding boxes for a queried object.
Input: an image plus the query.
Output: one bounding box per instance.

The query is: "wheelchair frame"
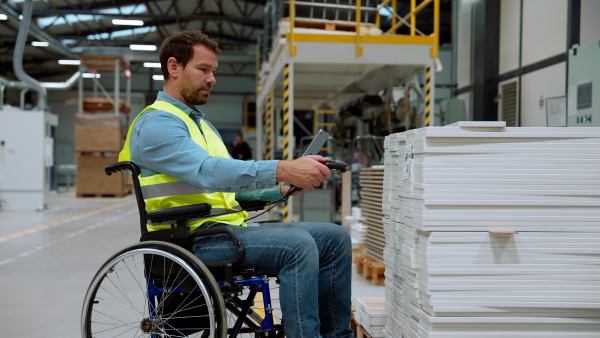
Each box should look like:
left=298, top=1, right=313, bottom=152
left=81, top=161, right=285, bottom=338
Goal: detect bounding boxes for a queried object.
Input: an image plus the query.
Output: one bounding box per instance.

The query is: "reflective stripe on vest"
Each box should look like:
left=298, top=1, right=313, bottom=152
left=120, top=100, right=248, bottom=232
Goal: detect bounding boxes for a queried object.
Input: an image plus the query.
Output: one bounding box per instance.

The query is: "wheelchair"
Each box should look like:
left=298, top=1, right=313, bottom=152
left=81, top=161, right=285, bottom=338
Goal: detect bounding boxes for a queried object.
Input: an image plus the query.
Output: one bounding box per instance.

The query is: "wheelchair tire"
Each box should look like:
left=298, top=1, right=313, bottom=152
left=81, top=241, right=227, bottom=338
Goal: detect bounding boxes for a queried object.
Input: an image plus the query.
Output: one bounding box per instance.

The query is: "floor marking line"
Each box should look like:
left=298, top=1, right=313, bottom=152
left=1, top=209, right=137, bottom=268
left=0, top=200, right=135, bottom=241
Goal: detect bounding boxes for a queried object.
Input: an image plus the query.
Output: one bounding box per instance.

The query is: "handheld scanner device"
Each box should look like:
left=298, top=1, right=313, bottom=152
left=302, top=129, right=330, bottom=156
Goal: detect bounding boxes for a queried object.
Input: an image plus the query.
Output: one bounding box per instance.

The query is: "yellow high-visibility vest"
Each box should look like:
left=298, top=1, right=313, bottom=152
left=120, top=100, right=247, bottom=231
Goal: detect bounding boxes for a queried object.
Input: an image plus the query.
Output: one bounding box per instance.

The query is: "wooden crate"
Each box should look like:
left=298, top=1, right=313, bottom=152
left=75, top=113, right=126, bottom=152
left=83, top=97, right=131, bottom=114
left=76, top=153, right=131, bottom=197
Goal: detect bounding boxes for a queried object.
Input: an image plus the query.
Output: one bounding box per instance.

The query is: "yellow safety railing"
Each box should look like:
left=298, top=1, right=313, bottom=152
left=286, top=0, right=440, bottom=58
left=313, top=110, right=337, bottom=136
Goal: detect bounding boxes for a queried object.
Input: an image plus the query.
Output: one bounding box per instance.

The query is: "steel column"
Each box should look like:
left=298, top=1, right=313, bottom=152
left=282, top=63, right=294, bottom=222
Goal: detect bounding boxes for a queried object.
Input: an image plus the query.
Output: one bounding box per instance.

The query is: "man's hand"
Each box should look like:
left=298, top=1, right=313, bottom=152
left=280, top=183, right=304, bottom=196
left=276, top=155, right=330, bottom=191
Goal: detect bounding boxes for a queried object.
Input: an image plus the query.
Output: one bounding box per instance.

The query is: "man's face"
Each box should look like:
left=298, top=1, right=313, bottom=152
left=177, top=44, right=218, bottom=106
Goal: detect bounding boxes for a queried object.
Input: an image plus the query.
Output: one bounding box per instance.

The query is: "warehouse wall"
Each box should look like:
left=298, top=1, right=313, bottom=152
left=498, top=0, right=520, bottom=75
left=521, top=0, right=567, bottom=67
left=580, top=0, right=600, bottom=46
left=457, top=0, right=600, bottom=127
left=520, top=62, right=566, bottom=127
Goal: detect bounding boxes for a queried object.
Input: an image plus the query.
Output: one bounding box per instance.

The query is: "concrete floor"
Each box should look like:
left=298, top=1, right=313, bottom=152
left=0, top=190, right=383, bottom=337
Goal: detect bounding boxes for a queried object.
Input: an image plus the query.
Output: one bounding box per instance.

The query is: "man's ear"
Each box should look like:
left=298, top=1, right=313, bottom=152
left=167, top=57, right=179, bottom=79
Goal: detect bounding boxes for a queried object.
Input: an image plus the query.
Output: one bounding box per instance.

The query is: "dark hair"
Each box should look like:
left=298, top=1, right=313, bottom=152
left=159, top=30, right=221, bottom=80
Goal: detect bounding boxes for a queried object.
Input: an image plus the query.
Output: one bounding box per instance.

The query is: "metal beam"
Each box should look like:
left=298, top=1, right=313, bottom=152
left=0, top=3, right=76, bottom=58
left=26, top=9, right=263, bottom=25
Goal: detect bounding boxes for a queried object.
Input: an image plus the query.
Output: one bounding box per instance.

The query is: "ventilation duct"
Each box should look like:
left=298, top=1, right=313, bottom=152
left=12, top=0, right=47, bottom=110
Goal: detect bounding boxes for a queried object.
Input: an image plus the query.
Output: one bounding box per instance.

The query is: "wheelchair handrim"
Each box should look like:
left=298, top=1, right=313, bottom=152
left=81, top=246, right=217, bottom=337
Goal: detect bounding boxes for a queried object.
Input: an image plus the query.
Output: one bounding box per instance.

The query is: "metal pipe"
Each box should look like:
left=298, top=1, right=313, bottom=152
left=289, top=0, right=297, bottom=56
left=0, top=73, right=81, bottom=91
left=126, top=68, right=131, bottom=110
left=0, top=3, right=76, bottom=59
left=355, top=0, right=363, bottom=57
left=411, top=0, right=416, bottom=36
left=432, top=0, right=440, bottom=58
left=13, top=0, right=47, bottom=110
left=0, top=76, right=31, bottom=89
left=20, top=88, right=29, bottom=110
left=114, top=58, right=120, bottom=115
left=0, top=84, right=4, bottom=110
left=78, top=65, right=84, bottom=113
left=40, top=71, right=82, bottom=89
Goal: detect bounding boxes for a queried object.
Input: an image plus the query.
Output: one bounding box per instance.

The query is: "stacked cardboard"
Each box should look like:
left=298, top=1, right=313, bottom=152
left=382, top=122, right=600, bottom=338
left=75, top=113, right=130, bottom=197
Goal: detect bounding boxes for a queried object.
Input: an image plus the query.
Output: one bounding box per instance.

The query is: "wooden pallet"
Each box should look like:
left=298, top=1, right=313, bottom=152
left=350, top=314, right=374, bottom=338
left=356, top=325, right=374, bottom=338
left=77, top=190, right=131, bottom=198
left=278, top=18, right=377, bottom=35
left=355, top=253, right=385, bottom=285
left=352, top=245, right=363, bottom=263
left=75, top=151, right=119, bottom=157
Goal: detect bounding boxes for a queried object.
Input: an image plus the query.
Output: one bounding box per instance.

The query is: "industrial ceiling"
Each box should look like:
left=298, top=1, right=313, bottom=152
left=0, top=0, right=452, bottom=82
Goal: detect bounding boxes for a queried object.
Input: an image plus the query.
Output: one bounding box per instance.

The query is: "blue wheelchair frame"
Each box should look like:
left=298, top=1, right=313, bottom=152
left=145, top=275, right=283, bottom=336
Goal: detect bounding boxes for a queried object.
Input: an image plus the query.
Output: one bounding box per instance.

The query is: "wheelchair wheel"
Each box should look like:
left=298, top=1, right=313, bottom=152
left=81, top=241, right=226, bottom=338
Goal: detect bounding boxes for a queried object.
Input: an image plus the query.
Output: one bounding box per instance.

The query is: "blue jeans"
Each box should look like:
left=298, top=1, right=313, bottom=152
left=191, top=222, right=354, bottom=338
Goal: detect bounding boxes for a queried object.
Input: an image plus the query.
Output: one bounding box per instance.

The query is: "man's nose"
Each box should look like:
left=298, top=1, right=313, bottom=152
left=207, top=72, right=216, bottom=85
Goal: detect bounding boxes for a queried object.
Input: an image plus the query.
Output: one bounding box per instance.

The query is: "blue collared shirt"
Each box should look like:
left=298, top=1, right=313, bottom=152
left=129, top=91, right=282, bottom=202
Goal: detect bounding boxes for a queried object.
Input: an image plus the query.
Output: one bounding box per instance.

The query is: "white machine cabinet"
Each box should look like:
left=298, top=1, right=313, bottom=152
left=0, top=105, right=58, bottom=210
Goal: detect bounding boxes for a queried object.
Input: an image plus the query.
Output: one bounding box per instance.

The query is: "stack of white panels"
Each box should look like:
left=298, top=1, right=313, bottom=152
left=360, top=166, right=386, bottom=260
left=382, top=122, right=600, bottom=337
left=345, top=207, right=367, bottom=244
left=355, top=297, right=387, bottom=338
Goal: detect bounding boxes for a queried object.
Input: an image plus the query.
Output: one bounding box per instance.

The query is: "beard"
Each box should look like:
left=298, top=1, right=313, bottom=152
left=180, top=85, right=211, bottom=106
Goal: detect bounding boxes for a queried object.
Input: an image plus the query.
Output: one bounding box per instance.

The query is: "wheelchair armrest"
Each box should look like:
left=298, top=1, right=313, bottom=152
left=190, top=226, right=245, bottom=268
left=146, top=203, right=212, bottom=223
left=237, top=200, right=269, bottom=211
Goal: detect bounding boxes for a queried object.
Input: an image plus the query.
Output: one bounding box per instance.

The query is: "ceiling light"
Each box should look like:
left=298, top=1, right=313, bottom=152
left=0, top=14, right=8, bottom=20
left=143, top=62, right=161, bottom=68
left=82, top=73, right=101, bottom=79
left=58, top=59, right=81, bottom=65
left=152, top=75, right=164, bottom=81
left=130, top=44, right=156, bottom=51
left=111, top=19, right=144, bottom=26
left=32, top=41, right=49, bottom=47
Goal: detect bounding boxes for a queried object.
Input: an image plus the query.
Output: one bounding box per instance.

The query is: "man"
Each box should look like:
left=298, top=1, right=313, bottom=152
left=232, top=133, right=252, bottom=160
left=120, top=30, right=354, bottom=338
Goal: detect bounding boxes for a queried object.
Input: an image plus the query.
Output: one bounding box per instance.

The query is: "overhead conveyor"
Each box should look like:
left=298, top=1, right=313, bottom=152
left=256, top=0, right=441, bottom=220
